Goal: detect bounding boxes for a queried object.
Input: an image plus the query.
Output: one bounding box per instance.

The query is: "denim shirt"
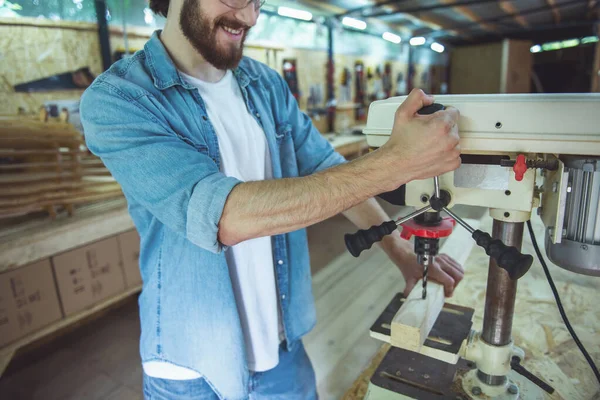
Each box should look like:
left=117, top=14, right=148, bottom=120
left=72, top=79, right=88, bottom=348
left=79, top=31, right=345, bottom=400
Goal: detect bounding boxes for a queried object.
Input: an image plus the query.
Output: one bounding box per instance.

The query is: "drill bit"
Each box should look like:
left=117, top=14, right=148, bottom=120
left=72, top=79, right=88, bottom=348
left=422, top=259, right=428, bottom=299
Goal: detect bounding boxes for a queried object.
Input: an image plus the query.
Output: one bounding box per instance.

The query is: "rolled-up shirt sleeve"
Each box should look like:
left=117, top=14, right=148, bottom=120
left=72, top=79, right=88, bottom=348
left=275, top=73, right=347, bottom=176
left=80, top=83, right=241, bottom=253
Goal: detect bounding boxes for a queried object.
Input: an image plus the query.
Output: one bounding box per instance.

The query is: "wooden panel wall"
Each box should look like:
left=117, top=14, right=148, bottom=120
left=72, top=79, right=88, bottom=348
left=450, top=42, right=503, bottom=94
left=0, top=18, right=438, bottom=133
left=501, top=39, right=532, bottom=93
left=450, top=39, right=532, bottom=94
left=0, top=20, right=102, bottom=114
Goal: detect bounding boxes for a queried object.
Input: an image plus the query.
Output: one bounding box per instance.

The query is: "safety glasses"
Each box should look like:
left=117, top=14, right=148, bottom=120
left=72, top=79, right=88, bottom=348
left=218, top=0, right=266, bottom=11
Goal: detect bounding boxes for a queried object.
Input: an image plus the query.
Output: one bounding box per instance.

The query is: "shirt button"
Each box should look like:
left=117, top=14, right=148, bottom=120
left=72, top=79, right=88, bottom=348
left=202, top=116, right=208, bottom=121
left=281, top=295, right=286, bottom=300
left=256, top=113, right=261, bottom=118
left=278, top=260, right=283, bottom=265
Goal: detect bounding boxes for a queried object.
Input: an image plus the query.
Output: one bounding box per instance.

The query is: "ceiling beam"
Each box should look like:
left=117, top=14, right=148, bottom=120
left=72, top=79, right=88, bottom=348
left=546, top=0, right=561, bottom=24
left=450, top=19, right=595, bottom=44
left=337, top=0, right=407, bottom=18
left=428, top=0, right=585, bottom=39
left=366, top=0, right=507, bottom=19
left=499, top=1, right=529, bottom=27
left=403, top=13, right=463, bottom=36
left=438, top=0, right=497, bottom=32
left=298, top=0, right=347, bottom=14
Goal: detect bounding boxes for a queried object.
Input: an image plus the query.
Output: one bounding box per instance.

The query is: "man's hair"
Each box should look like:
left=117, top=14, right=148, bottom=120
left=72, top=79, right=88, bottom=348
left=149, top=0, right=170, bottom=17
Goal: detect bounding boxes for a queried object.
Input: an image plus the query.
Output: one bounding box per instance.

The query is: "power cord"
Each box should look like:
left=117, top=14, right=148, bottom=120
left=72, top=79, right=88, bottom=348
left=526, top=220, right=600, bottom=386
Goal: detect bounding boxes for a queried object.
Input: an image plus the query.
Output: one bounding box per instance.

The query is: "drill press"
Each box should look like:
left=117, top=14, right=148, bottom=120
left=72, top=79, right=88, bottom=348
left=344, top=93, right=600, bottom=399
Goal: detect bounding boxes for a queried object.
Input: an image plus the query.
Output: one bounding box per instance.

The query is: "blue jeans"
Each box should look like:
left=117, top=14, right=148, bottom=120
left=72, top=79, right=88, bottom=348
left=143, top=341, right=318, bottom=400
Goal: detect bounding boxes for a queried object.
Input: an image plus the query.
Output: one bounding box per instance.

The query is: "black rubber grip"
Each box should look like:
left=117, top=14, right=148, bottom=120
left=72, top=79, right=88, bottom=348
left=417, top=103, right=445, bottom=115
left=345, top=220, right=398, bottom=257
left=472, top=230, right=534, bottom=280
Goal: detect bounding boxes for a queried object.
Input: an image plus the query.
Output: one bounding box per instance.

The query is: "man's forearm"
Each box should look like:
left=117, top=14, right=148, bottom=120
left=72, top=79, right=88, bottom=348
left=219, top=149, right=405, bottom=246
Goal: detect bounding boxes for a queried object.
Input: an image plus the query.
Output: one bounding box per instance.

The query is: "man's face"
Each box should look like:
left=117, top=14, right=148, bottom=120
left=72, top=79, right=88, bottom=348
left=179, top=0, right=258, bottom=70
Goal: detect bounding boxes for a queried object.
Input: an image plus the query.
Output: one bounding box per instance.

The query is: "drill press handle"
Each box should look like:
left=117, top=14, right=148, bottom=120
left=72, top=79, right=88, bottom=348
left=472, top=230, right=533, bottom=280
left=344, top=220, right=398, bottom=257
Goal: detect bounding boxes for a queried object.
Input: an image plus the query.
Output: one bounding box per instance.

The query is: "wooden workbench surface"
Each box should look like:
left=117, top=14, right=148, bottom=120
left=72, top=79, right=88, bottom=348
left=342, top=215, right=600, bottom=400
left=0, top=199, right=133, bottom=273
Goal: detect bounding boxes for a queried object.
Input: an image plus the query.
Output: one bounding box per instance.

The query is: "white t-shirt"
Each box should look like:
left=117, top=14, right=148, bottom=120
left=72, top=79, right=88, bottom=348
left=143, top=70, right=282, bottom=379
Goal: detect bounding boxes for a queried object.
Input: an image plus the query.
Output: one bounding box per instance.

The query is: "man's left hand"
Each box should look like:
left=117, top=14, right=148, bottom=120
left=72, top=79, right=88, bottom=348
left=382, top=236, right=464, bottom=297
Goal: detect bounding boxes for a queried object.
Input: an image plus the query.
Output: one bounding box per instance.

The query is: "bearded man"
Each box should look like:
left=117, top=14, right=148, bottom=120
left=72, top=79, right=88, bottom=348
left=80, top=1, right=464, bottom=398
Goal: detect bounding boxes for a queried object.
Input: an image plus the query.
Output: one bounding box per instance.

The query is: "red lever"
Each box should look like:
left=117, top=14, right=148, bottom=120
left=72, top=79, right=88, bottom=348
left=513, top=154, right=527, bottom=182
left=400, top=218, right=456, bottom=240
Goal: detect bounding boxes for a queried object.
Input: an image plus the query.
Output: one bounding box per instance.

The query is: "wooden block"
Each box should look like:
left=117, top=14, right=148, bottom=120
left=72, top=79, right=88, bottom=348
left=390, top=218, right=480, bottom=352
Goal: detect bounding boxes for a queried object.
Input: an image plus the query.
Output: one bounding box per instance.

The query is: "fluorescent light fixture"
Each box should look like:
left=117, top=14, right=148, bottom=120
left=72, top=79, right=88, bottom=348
left=430, top=42, right=444, bottom=53
left=277, top=6, right=312, bottom=21
left=409, top=36, right=426, bottom=46
left=542, top=38, right=579, bottom=52
left=342, top=17, right=367, bottom=30
left=382, top=32, right=401, bottom=44
left=530, top=44, right=542, bottom=53
left=581, top=36, right=599, bottom=44
left=561, top=38, right=580, bottom=48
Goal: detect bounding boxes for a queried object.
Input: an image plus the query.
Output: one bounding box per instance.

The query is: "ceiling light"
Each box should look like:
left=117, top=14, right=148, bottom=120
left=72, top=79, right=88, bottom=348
left=542, top=38, right=580, bottom=52
left=530, top=44, right=542, bottom=53
left=342, top=17, right=367, bottom=30
left=382, top=32, right=401, bottom=44
left=581, top=36, right=599, bottom=44
left=409, top=36, right=426, bottom=46
left=277, top=6, right=312, bottom=21
left=430, top=42, right=444, bottom=53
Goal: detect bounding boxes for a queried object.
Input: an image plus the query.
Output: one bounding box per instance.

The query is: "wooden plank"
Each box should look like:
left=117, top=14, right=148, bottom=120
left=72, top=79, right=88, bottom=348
left=592, top=26, right=600, bottom=93
left=0, top=161, right=79, bottom=170
left=0, top=123, right=79, bottom=136
left=439, top=0, right=497, bottom=32
left=0, top=136, right=81, bottom=149
left=342, top=344, right=390, bottom=400
left=0, top=171, right=80, bottom=184
left=390, top=218, right=480, bottom=352
left=0, top=149, right=83, bottom=157
left=0, top=181, right=82, bottom=196
left=306, top=263, right=403, bottom=393
left=0, top=200, right=133, bottom=272
left=499, top=1, right=529, bottom=27
left=0, top=183, right=120, bottom=206
left=546, top=0, right=561, bottom=24
left=318, top=330, right=385, bottom=399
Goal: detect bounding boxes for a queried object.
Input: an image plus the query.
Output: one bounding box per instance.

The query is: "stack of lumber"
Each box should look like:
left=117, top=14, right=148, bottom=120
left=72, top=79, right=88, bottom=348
left=0, top=108, right=122, bottom=219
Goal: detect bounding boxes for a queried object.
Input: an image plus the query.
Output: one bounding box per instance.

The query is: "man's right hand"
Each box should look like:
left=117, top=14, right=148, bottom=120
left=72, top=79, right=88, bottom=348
left=381, top=88, right=461, bottom=186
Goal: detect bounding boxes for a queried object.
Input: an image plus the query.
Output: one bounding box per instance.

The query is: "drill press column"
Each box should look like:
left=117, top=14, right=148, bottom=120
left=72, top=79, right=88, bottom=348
left=479, top=219, right=525, bottom=386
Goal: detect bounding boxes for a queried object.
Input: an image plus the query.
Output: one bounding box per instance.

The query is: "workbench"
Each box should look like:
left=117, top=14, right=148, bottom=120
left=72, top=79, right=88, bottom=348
left=324, top=133, right=369, bottom=159
left=342, top=214, right=600, bottom=400
left=0, top=199, right=138, bottom=377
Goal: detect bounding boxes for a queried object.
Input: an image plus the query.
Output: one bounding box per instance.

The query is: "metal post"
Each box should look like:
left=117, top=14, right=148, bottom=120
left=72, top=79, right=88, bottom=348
left=478, top=219, right=524, bottom=386
left=326, top=18, right=335, bottom=133
left=122, top=0, right=130, bottom=57
left=94, top=0, right=112, bottom=71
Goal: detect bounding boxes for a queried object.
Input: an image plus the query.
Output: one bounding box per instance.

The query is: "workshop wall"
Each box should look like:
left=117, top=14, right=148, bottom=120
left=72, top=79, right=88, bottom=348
left=0, top=11, right=449, bottom=132
left=450, top=39, right=532, bottom=94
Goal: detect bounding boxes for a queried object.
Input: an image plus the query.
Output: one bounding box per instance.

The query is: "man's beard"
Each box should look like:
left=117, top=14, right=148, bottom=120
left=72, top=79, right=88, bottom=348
left=179, top=0, right=249, bottom=70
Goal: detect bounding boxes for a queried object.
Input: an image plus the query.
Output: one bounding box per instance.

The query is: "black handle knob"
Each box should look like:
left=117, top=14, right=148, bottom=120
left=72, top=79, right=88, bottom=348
left=472, top=230, right=533, bottom=280
left=417, top=103, right=445, bottom=115
left=345, top=220, right=398, bottom=257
